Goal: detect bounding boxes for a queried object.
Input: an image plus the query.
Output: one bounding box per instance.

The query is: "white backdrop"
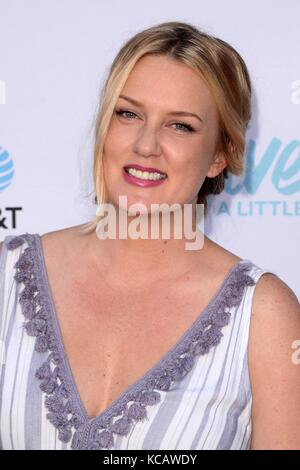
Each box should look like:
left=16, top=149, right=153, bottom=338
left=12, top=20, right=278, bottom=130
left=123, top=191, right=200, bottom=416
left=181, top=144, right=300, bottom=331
left=0, top=0, right=299, bottom=298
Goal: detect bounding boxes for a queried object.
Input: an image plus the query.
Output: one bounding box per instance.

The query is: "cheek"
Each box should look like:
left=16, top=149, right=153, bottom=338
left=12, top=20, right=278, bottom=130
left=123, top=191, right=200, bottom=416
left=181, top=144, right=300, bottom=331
left=191, top=136, right=217, bottom=175
left=102, top=156, right=119, bottom=187
left=176, top=150, right=209, bottom=180
left=172, top=147, right=213, bottom=199
left=104, top=119, right=129, bottom=150
left=103, top=133, right=125, bottom=171
left=107, top=118, right=134, bottom=145
left=102, top=148, right=117, bottom=187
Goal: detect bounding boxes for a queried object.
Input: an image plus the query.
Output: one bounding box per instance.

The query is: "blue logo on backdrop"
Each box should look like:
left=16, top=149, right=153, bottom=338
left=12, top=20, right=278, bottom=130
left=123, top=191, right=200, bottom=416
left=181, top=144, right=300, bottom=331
left=214, top=137, right=300, bottom=216
left=0, top=147, right=21, bottom=230
left=0, top=146, right=14, bottom=191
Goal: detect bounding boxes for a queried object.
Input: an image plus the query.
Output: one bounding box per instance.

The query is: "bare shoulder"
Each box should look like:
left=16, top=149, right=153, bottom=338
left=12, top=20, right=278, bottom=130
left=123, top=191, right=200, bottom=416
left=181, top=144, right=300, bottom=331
left=40, top=223, right=86, bottom=243
left=38, top=224, right=94, bottom=285
left=199, top=237, right=243, bottom=281
left=248, top=272, right=300, bottom=449
left=40, top=223, right=88, bottom=256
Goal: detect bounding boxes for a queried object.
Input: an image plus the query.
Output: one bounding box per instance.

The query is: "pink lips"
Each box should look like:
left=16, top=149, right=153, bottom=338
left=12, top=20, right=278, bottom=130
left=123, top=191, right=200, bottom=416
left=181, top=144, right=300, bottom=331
left=122, top=167, right=167, bottom=187
left=123, top=163, right=167, bottom=176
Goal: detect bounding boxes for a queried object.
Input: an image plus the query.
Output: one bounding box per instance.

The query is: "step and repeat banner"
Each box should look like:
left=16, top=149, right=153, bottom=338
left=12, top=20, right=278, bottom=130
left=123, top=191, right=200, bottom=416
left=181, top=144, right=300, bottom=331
left=0, top=0, right=299, bottom=298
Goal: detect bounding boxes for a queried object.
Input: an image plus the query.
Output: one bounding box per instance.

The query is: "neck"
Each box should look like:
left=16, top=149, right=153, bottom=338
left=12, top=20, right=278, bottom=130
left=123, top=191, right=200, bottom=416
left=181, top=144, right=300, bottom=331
left=85, top=203, right=209, bottom=289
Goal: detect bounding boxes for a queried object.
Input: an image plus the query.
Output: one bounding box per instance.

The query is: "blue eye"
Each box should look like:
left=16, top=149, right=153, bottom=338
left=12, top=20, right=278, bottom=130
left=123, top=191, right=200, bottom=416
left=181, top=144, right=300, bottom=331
left=115, top=109, right=137, bottom=120
left=173, top=122, right=195, bottom=132
left=114, top=108, right=195, bottom=133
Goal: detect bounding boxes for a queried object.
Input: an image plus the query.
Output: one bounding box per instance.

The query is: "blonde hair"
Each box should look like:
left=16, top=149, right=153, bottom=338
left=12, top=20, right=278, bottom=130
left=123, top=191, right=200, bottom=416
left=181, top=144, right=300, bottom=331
left=81, top=21, right=252, bottom=234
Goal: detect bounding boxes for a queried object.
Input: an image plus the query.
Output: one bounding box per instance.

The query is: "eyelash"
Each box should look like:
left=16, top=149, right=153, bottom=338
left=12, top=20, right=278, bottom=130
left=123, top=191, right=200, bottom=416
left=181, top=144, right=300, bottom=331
left=114, top=108, right=195, bottom=133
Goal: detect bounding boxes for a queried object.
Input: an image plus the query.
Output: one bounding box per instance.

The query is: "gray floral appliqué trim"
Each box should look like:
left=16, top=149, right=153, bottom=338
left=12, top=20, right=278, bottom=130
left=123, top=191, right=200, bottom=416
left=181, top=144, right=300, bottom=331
left=8, top=233, right=255, bottom=450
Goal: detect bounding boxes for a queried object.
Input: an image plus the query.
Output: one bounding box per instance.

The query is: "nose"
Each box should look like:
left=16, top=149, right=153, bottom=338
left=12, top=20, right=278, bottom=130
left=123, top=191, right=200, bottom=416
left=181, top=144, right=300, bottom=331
left=133, top=124, right=161, bottom=158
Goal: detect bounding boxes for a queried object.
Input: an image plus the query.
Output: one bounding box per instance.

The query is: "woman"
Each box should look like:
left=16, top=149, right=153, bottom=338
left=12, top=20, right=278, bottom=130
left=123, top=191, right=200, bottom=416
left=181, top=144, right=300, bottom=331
left=0, top=21, right=299, bottom=451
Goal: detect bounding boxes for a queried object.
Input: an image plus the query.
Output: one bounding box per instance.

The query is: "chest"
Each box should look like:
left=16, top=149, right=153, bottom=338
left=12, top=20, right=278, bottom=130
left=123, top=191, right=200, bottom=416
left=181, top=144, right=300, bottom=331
left=46, top=267, right=223, bottom=419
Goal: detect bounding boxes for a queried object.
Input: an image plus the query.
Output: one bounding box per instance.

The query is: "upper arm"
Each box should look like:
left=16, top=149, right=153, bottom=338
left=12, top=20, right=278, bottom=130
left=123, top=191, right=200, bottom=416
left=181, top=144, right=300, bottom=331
left=248, top=273, right=300, bottom=450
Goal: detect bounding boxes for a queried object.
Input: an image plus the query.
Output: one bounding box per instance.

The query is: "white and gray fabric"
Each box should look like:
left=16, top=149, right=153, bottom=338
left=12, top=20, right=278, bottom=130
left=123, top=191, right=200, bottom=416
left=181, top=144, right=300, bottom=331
left=0, top=233, right=275, bottom=450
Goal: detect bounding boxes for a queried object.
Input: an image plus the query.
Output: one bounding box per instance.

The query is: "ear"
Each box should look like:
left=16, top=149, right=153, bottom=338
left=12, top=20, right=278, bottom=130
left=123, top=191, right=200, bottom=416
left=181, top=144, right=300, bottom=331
left=207, top=152, right=228, bottom=178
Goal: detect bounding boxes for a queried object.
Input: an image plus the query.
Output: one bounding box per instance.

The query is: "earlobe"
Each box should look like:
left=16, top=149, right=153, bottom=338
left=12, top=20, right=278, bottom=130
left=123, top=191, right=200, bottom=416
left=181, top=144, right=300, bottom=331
left=207, top=154, right=227, bottom=178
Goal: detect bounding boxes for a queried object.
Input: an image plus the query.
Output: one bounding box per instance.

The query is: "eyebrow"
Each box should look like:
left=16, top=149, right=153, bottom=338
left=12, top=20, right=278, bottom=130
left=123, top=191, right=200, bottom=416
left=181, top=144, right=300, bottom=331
left=119, top=94, right=203, bottom=123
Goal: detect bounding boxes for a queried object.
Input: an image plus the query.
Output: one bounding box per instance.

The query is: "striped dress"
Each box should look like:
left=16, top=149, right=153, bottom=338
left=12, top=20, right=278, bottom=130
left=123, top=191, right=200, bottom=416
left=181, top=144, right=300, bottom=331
left=0, top=233, right=276, bottom=450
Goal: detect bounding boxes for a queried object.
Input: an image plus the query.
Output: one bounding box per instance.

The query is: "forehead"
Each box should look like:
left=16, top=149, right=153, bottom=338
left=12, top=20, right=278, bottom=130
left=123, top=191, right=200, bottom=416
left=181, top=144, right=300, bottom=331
left=120, top=54, right=216, bottom=114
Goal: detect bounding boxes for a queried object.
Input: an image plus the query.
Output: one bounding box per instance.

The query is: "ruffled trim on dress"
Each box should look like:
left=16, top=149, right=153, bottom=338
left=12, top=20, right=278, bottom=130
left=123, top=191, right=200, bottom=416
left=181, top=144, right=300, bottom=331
left=8, top=233, right=256, bottom=450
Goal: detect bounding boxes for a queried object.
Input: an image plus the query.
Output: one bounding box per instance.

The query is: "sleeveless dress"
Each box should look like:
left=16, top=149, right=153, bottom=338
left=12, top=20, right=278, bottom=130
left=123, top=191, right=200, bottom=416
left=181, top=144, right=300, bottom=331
left=0, top=233, right=277, bottom=450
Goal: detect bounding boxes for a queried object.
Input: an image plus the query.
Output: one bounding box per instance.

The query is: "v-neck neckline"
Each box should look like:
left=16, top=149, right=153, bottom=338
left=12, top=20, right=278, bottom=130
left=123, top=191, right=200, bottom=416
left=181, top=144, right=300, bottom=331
left=33, top=232, right=251, bottom=430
